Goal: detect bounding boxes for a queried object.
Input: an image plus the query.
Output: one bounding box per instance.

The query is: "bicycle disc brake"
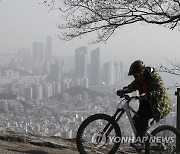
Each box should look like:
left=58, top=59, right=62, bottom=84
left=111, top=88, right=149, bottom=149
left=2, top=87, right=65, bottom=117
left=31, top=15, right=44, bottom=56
left=91, top=132, right=108, bottom=148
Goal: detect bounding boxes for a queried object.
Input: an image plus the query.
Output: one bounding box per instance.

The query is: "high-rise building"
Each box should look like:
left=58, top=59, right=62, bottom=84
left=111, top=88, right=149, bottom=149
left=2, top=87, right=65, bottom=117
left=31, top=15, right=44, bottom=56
left=24, top=86, right=32, bottom=100
left=103, top=62, right=114, bottom=85
left=114, top=62, right=120, bottom=83
left=42, top=82, right=52, bottom=98
left=32, top=42, right=38, bottom=62
left=32, top=84, right=43, bottom=100
left=45, top=36, right=52, bottom=62
left=75, top=46, right=88, bottom=78
left=47, top=60, right=60, bottom=82
left=89, top=48, right=101, bottom=86
left=119, top=61, right=124, bottom=82
left=43, top=61, right=50, bottom=75
left=52, top=82, right=61, bottom=96
left=32, top=42, right=44, bottom=63
left=17, top=48, right=30, bottom=68
left=80, top=78, right=88, bottom=88
left=102, top=61, right=124, bottom=85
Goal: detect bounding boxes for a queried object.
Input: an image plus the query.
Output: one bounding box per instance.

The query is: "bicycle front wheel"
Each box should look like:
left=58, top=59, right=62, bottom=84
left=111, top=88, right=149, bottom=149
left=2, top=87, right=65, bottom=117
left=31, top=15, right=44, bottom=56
left=145, top=125, right=180, bottom=154
left=76, top=114, right=121, bottom=154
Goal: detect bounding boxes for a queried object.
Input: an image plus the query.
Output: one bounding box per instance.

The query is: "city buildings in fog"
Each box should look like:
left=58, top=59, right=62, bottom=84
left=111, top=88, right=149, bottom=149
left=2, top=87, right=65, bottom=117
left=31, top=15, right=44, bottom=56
left=102, top=61, right=124, bottom=85
left=32, top=42, right=44, bottom=63
left=0, top=38, right=127, bottom=99
left=89, top=48, right=101, bottom=86
left=0, top=36, right=158, bottom=139
left=75, top=46, right=88, bottom=79
left=47, top=60, right=60, bottom=82
left=119, top=61, right=124, bottom=82
left=45, top=36, right=52, bottom=62
left=103, top=62, right=114, bottom=85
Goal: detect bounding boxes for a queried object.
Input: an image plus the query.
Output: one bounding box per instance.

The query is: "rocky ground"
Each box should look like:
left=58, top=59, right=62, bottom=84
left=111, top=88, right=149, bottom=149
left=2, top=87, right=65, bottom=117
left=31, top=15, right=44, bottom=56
left=0, top=130, right=139, bottom=154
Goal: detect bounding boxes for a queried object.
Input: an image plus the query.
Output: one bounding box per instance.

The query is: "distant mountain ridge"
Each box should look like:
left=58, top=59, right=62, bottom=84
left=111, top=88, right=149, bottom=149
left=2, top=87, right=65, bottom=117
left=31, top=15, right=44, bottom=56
left=50, top=86, right=104, bottom=101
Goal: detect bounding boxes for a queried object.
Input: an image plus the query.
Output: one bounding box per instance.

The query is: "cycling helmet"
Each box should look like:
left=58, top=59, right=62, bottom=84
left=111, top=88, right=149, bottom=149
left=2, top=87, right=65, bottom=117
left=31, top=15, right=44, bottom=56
left=128, top=60, right=145, bottom=76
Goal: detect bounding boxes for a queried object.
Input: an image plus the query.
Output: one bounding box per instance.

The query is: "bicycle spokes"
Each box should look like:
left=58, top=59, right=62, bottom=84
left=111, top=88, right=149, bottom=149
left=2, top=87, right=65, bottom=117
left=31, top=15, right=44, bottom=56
left=147, top=127, right=179, bottom=153
left=77, top=114, right=121, bottom=153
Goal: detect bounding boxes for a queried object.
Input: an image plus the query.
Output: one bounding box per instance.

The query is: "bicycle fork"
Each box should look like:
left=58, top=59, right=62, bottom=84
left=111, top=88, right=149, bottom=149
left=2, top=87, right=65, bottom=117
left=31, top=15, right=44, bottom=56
left=102, top=109, right=124, bottom=138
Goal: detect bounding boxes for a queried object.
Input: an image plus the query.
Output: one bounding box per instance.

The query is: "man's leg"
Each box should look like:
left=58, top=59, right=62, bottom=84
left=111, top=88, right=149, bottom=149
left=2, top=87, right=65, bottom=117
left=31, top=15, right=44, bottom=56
left=134, top=102, right=154, bottom=140
left=130, top=103, right=154, bottom=150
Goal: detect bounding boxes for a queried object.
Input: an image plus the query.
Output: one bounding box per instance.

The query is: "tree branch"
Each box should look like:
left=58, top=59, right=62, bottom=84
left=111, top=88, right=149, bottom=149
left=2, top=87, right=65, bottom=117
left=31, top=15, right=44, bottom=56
left=41, top=0, right=180, bottom=42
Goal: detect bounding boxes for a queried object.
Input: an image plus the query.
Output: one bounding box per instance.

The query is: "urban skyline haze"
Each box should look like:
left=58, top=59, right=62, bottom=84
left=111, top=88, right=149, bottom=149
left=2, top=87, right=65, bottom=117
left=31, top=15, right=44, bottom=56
left=1, top=0, right=180, bottom=71
left=0, top=0, right=179, bottom=141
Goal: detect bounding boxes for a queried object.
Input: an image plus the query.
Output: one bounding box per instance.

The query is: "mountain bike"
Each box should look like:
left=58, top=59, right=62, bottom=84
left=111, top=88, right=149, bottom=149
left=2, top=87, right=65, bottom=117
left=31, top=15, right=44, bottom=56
left=76, top=94, right=180, bottom=154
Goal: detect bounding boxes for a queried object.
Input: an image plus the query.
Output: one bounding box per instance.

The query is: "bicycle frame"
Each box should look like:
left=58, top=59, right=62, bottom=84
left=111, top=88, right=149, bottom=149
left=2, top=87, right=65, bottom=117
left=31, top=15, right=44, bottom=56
left=103, top=97, right=139, bottom=138
left=114, top=99, right=139, bottom=137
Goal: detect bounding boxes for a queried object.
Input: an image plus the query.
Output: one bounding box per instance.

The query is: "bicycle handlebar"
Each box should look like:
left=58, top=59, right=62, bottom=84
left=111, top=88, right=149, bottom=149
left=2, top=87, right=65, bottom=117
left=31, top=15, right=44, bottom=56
left=120, top=94, right=139, bottom=101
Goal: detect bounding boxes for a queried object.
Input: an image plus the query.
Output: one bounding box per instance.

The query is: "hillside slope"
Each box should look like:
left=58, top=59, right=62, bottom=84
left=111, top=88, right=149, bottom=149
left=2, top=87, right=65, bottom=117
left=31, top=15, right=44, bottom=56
left=0, top=130, right=77, bottom=154
left=50, top=86, right=104, bottom=101
left=0, top=130, right=138, bottom=154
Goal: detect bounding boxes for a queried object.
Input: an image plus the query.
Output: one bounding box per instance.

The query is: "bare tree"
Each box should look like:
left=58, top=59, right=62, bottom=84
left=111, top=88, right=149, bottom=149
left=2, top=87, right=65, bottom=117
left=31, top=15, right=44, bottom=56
left=159, top=58, right=180, bottom=77
left=42, top=0, right=180, bottom=43
left=157, top=58, right=180, bottom=88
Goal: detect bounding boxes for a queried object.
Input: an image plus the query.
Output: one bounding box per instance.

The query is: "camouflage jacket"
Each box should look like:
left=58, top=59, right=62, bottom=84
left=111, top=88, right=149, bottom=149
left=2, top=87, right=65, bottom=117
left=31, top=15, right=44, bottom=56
left=128, top=67, right=171, bottom=122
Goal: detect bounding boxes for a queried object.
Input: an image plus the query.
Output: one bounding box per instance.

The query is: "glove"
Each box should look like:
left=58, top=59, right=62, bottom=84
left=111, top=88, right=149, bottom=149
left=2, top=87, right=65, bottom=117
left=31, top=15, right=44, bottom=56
left=139, top=93, right=147, bottom=102
left=116, top=90, right=123, bottom=97
left=146, top=92, right=152, bottom=99
left=139, top=95, right=146, bottom=102
left=116, top=87, right=129, bottom=97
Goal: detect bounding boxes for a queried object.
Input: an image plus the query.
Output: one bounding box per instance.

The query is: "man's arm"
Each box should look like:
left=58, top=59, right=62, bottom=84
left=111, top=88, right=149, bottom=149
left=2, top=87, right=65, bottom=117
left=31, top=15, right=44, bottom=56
left=116, top=80, right=138, bottom=97
left=127, top=80, right=138, bottom=93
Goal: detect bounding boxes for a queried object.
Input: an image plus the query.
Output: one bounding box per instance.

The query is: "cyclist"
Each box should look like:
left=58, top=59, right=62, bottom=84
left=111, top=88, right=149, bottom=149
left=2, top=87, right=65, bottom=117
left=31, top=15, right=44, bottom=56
left=116, top=60, right=171, bottom=147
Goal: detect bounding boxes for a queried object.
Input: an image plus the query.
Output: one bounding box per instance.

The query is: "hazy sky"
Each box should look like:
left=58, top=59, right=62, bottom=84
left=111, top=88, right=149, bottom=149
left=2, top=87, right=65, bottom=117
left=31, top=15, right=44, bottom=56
left=1, top=0, right=180, bottom=70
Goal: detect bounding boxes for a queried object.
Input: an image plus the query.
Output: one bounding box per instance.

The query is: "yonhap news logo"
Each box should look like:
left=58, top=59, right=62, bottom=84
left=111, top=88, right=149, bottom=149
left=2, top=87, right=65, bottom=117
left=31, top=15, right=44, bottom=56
left=91, top=135, right=175, bottom=145
left=108, top=136, right=175, bottom=144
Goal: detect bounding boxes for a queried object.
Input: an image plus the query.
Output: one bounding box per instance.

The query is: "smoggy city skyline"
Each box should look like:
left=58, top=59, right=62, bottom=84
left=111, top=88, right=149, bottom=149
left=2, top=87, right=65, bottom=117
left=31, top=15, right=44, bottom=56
left=1, top=0, right=180, bottom=70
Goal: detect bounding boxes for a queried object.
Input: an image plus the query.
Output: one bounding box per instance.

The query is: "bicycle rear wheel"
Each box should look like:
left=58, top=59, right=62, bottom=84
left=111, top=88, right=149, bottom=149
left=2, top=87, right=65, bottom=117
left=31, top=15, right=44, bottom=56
left=76, top=114, right=121, bottom=154
left=145, top=125, right=180, bottom=154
